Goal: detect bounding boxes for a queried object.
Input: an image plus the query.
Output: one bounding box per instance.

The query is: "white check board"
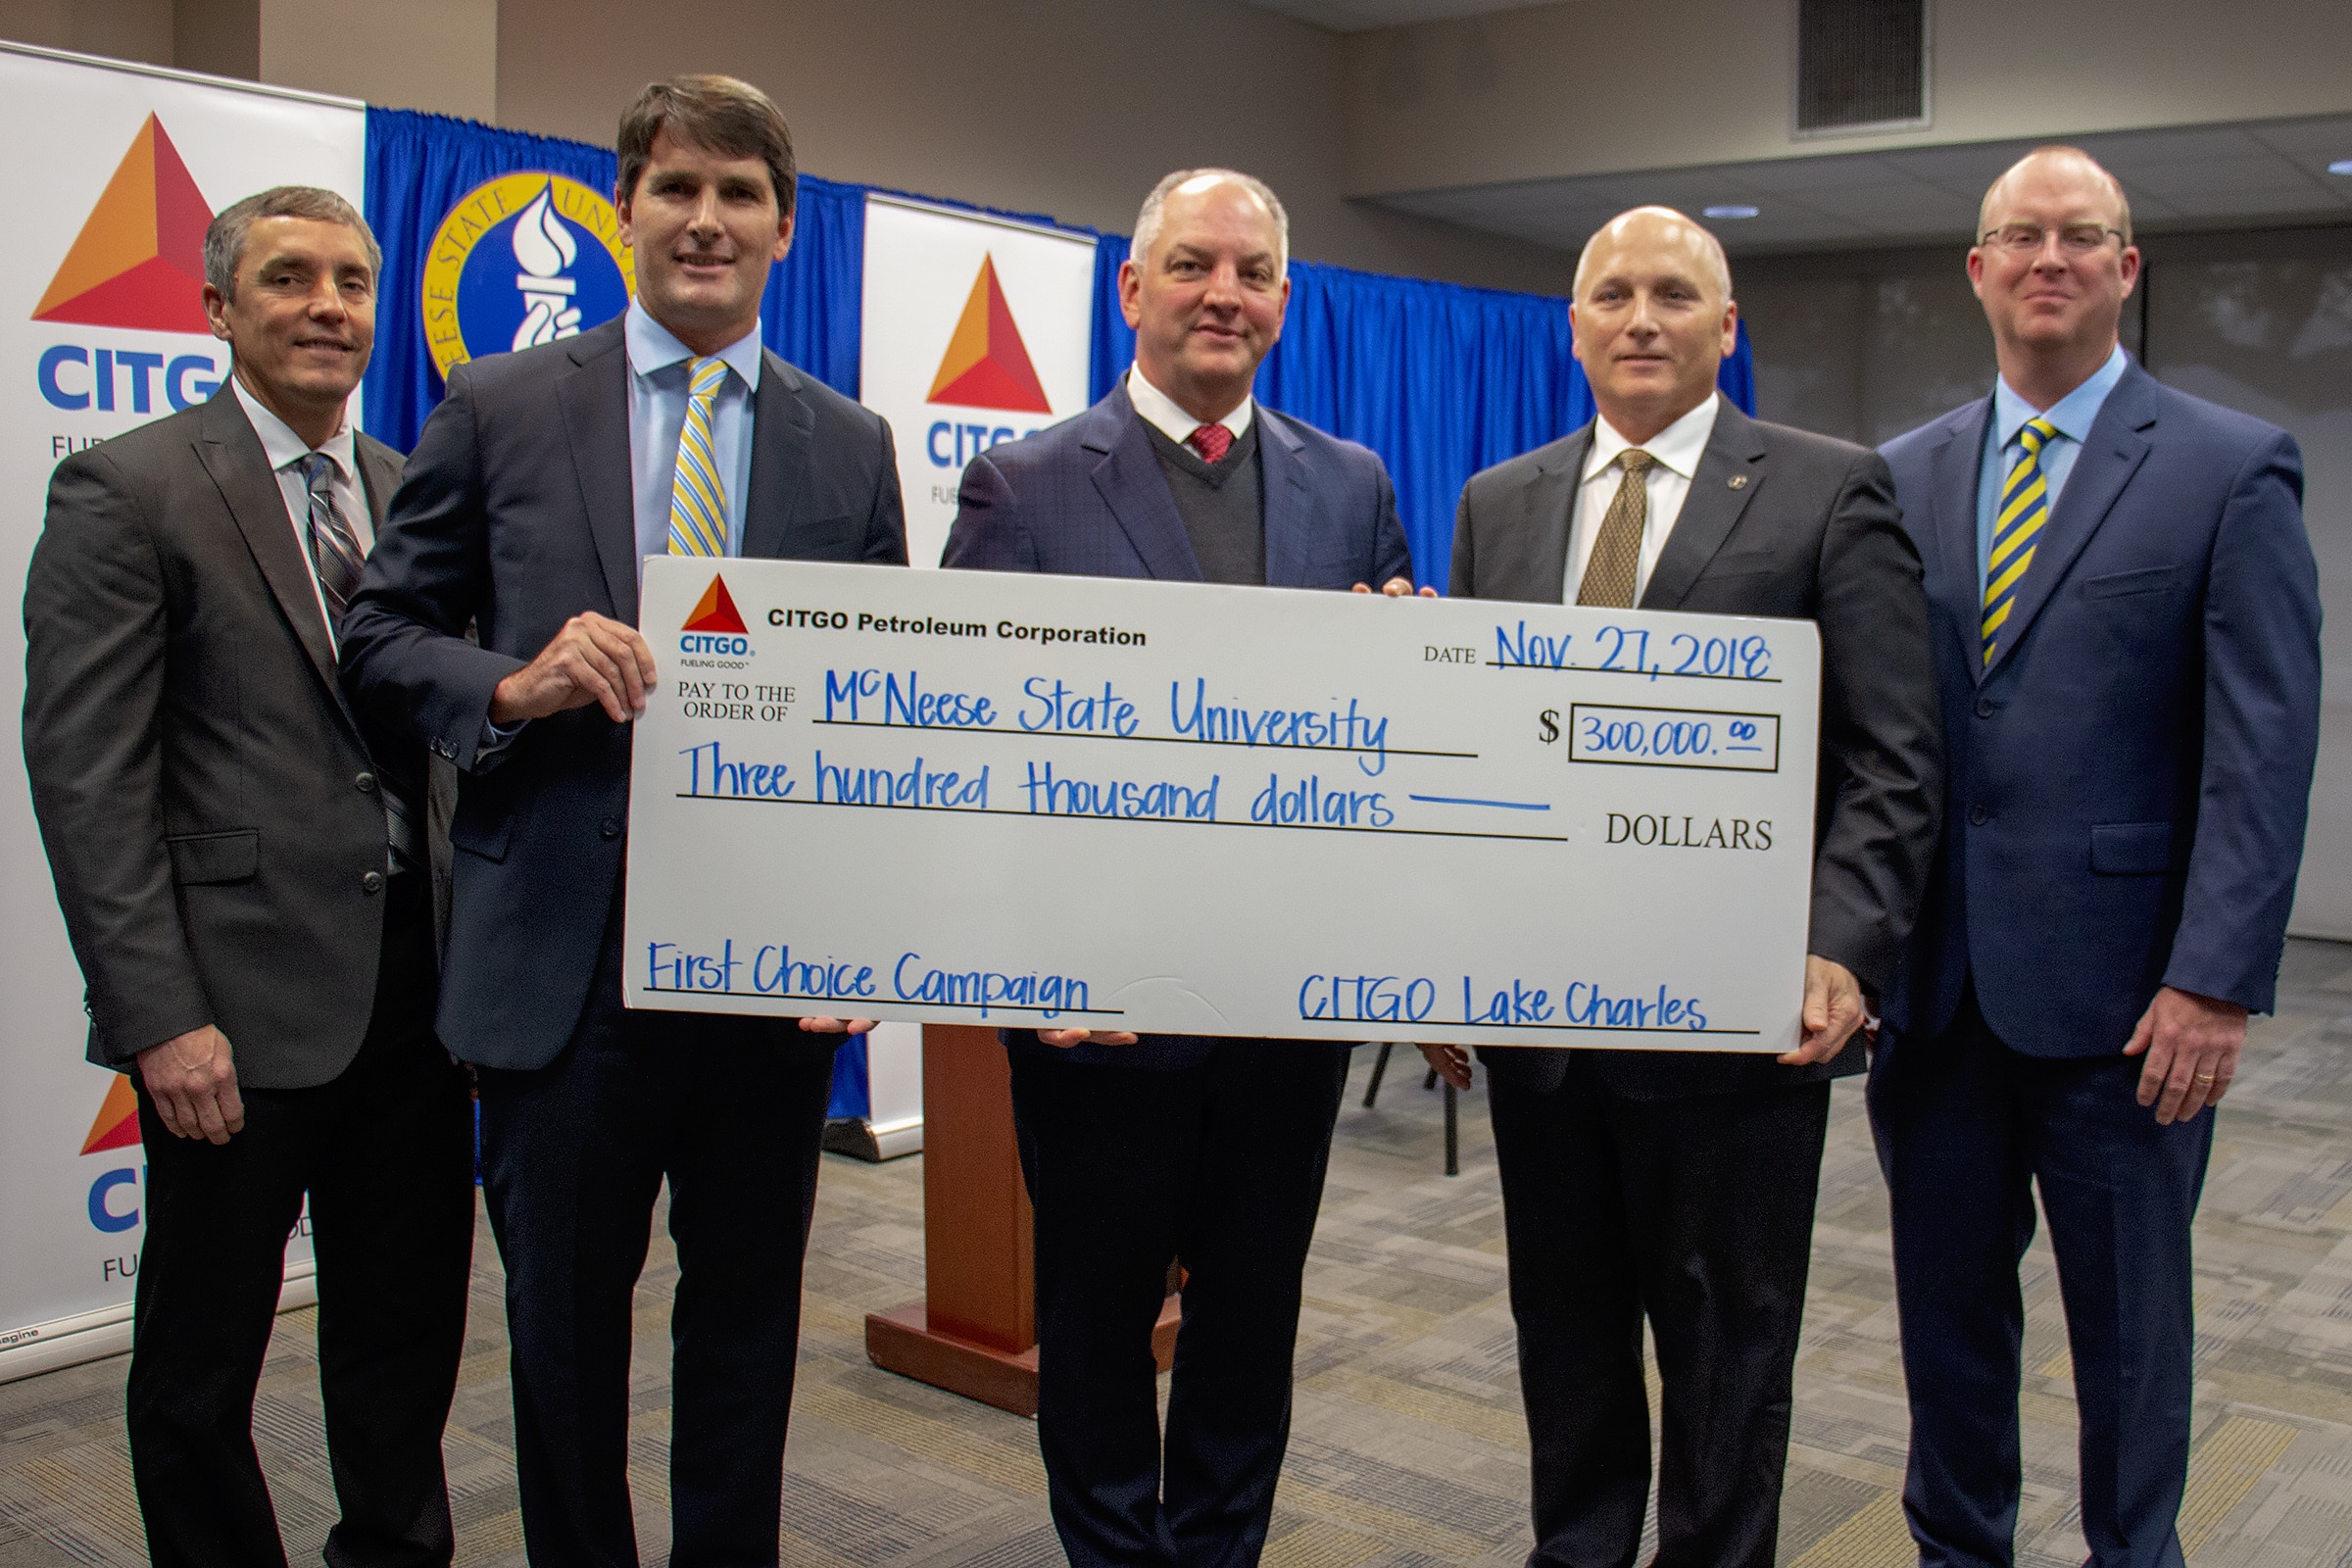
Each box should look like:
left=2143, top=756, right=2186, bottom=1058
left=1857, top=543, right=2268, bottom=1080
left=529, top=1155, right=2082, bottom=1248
left=623, top=559, right=1820, bottom=1053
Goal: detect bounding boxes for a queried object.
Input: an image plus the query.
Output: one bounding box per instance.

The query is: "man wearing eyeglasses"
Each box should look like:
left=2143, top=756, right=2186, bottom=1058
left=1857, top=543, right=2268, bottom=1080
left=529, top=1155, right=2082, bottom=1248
left=1873, top=146, right=2321, bottom=1568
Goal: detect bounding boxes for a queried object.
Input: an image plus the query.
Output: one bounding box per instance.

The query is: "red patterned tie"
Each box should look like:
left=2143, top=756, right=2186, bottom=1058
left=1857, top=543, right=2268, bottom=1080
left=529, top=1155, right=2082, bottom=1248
left=1187, top=423, right=1234, bottom=465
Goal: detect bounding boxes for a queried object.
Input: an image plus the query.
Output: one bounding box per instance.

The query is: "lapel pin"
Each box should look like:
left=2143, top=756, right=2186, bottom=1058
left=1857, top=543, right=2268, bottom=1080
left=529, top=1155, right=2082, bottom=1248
left=1728, top=474, right=1748, bottom=490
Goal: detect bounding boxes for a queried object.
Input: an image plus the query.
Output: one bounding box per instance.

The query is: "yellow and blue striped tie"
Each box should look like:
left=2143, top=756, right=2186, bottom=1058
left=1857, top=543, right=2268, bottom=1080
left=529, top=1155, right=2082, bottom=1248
left=666, top=356, right=731, bottom=558
left=1981, top=416, right=2059, bottom=664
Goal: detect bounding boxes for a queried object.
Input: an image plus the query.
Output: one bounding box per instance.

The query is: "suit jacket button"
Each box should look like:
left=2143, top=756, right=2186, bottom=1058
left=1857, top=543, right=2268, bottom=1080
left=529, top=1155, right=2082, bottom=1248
left=356, top=771, right=377, bottom=793
left=362, top=870, right=385, bottom=894
left=600, top=817, right=622, bottom=840
left=1974, top=700, right=1994, bottom=718
left=1968, top=806, right=1988, bottom=826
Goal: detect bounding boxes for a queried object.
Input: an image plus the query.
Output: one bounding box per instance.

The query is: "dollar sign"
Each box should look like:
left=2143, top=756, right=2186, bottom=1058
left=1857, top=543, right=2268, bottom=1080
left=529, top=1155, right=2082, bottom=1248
left=1539, top=709, right=1558, bottom=744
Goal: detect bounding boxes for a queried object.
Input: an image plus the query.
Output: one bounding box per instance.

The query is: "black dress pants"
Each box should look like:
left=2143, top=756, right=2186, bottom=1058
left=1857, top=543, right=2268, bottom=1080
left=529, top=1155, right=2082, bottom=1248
left=475, top=895, right=838, bottom=1568
left=126, top=871, right=476, bottom=1568
left=1008, top=1036, right=1349, bottom=1568
left=1488, top=1058, right=1831, bottom=1568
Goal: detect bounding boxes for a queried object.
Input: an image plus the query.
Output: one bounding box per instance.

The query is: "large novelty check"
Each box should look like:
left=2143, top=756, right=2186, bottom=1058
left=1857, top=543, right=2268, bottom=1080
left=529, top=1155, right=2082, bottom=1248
left=623, top=558, right=1821, bottom=1052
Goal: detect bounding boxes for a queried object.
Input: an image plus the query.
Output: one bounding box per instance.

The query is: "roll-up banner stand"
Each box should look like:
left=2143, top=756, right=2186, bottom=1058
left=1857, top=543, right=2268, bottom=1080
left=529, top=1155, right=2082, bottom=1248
left=847, top=193, right=1098, bottom=1155
left=0, top=43, right=366, bottom=1383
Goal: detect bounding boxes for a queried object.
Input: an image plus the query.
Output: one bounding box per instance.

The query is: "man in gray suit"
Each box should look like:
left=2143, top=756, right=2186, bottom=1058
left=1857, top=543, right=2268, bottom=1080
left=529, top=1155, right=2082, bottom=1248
left=24, top=187, right=474, bottom=1568
left=1424, top=207, right=1941, bottom=1568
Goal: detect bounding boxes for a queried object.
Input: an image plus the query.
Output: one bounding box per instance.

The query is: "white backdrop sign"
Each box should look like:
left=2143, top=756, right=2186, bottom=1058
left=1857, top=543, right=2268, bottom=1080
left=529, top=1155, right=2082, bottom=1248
left=858, top=194, right=1096, bottom=569
left=0, top=45, right=363, bottom=1381
left=624, top=559, right=1822, bottom=1052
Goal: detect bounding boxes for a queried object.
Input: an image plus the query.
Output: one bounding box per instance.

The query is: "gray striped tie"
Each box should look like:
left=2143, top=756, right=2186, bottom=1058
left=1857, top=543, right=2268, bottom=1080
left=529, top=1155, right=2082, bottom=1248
left=298, top=451, right=364, bottom=623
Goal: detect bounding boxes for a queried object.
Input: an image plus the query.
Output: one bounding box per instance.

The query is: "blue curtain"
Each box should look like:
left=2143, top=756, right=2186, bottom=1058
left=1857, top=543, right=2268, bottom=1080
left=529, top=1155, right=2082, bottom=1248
left=363, top=109, right=618, bottom=453
left=761, top=173, right=864, bottom=399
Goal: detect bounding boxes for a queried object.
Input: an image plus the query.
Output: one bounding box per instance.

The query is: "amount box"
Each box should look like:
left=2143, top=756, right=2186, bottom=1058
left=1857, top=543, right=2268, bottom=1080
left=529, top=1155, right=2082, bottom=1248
left=1567, top=703, right=1781, bottom=773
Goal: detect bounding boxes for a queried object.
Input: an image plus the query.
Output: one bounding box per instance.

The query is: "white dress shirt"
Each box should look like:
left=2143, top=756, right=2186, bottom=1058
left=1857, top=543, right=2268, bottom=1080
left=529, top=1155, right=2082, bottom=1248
left=1564, top=392, right=1720, bottom=605
left=233, top=376, right=369, bottom=642
left=1126, top=364, right=1253, bottom=446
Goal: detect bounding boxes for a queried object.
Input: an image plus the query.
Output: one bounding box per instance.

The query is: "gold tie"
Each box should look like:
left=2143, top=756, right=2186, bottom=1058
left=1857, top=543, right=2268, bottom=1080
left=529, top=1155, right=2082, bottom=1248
left=1576, top=449, right=1655, bottom=609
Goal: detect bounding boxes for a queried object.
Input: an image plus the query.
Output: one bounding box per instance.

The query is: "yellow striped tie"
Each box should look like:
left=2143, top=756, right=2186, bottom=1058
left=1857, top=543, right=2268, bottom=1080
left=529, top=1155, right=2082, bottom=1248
left=1981, top=416, right=2059, bottom=664
left=666, top=356, right=730, bottom=558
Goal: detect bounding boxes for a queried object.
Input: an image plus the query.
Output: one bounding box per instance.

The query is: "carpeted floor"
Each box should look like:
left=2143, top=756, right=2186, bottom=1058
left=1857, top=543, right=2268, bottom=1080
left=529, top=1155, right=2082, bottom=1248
left=7, top=941, right=2352, bottom=1566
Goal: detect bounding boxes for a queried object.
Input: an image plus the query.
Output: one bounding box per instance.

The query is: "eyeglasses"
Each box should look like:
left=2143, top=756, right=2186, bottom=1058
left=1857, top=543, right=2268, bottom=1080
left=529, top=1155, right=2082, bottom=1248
left=1977, top=222, right=2128, bottom=255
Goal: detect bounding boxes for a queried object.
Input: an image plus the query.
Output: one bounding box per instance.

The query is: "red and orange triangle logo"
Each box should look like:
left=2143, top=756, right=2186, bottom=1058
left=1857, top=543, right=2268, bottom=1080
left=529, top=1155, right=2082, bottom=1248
left=925, top=255, right=1052, bottom=414
left=34, top=114, right=215, bottom=334
left=683, top=575, right=747, bottom=633
left=81, top=1074, right=141, bottom=1155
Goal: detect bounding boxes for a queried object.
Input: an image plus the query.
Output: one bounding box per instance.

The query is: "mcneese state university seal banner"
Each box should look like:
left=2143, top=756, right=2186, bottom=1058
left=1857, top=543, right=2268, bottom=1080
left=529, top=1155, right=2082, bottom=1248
left=859, top=194, right=1095, bottom=569
left=421, top=171, right=632, bottom=378
left=0, top=42, right=362, bottom=1380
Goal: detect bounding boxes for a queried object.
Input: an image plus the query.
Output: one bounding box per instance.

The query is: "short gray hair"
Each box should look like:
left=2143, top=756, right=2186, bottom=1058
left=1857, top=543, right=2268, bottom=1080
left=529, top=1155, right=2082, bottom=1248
left=204, top=186, right=380, bottom=301
left=1131, top=169, right=1289, bottom=276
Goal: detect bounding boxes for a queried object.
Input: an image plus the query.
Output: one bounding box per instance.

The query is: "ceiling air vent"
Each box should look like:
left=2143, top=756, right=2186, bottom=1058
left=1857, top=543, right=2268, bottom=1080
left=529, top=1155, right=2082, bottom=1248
left=1796, top=0, right=1929, bottom=134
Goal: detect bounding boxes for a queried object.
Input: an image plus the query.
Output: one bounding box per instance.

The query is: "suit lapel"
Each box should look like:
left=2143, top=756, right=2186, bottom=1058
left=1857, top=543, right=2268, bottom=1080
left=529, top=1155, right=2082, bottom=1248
left=354, top=434, right=401, bottom=534
left=1256, top=413, right=1319, bottom=588
left=192, top=390, right=356, bottom=728
left=740, top=349, right=816, bottom=560
left=1642, top=404, right=1766, bottom=611
left=552, top=320, right=638, bottom=623
left=1984, top=366, right=2156, bottom=675
left=1929, top=400, right=1993, bottom=687
left=1517, top=425, right=1591, bottom=604
left=1087, top=387, right=1202, bottom=582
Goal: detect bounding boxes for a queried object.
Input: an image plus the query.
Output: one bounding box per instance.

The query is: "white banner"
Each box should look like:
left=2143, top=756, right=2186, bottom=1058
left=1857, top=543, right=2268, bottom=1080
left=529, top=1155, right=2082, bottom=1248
left=0, top=44, right=365, bottom=1381
left=858, top=194, right=1095, bottom=570
left=623, top=559, right=1822, bottom=1052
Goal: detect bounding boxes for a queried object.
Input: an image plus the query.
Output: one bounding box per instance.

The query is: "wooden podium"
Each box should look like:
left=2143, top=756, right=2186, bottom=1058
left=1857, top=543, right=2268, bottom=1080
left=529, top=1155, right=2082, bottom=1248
left=865, top=1024, right=1179, bottom=1417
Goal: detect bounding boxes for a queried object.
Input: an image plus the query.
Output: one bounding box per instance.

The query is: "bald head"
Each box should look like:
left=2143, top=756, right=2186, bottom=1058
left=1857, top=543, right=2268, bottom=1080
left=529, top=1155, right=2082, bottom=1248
left=1979, top=146, right=2132, bottom=242
left=1575, top=207, right=1732, bottom=305
left=1569, top=206, right=1740, bottom=445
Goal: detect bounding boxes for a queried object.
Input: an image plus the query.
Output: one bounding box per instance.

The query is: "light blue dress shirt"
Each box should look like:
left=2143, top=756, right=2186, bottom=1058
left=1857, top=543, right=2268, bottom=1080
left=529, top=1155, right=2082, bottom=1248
left=1976, top=342, right=2130, bottom=592
left=625, top=299, right=762, bottom=560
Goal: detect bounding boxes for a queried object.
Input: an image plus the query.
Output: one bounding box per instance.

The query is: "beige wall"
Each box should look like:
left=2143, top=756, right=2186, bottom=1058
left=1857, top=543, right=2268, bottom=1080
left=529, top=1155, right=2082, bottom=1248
left=491, top=0, right=1573, bottom=293
left=1343, top=0, right=2352, bottom=196
left=0, top=0, right=172, bottom=69
left=260, top=0, right=495, bottom=120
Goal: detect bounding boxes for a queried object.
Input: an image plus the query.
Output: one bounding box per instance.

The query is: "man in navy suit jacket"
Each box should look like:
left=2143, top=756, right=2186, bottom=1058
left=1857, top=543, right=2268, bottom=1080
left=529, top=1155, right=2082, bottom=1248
left=342, top=78, right=903, bottom=1564
left=1874, top=146, right=2321, bottom=1568
left=944, top=169, right=1415, bottom=1568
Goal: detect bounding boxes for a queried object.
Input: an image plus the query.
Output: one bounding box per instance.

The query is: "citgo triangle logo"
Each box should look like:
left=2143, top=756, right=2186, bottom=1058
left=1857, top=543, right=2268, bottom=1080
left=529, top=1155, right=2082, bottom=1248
left=925, top=254, right=1052, bottom=414
left=81, top=1074, right=140, bottom=1155
left=683, top=575, right=748, bottom=634
left=34, top=114, right=215, bottom=334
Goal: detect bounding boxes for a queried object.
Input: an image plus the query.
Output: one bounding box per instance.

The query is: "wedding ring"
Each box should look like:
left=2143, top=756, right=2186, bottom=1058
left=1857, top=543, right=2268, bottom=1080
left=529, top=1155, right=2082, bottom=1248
left=2193, top=1072, right=2216, bottom=1083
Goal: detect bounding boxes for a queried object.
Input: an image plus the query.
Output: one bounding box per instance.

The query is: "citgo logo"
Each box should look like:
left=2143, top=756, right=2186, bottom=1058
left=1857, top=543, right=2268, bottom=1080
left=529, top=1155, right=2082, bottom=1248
left=926, top=255, right=1051, bottom=414
left=680, top=574, right=750, bottom=656
left=81, top=1075, right=143, bottom=1240
left=422, top=172, right=633, bottom=381
left=922, top=253, right=1056, bottom=473
left=32, top=114, right=227, bottom=429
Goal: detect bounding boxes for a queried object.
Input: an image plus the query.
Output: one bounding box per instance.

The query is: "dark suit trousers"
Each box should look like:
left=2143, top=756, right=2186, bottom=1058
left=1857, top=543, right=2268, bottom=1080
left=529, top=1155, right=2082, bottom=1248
left=1008, top=1038, right=1349, bottom=1568
left=1868, top=989, right=2211, bottom=1568
left=126, top=872, right=475, bottom=1568
left=475, top=890, right=837, bottom=1568
left=1488, top=1057, right=1831, bottom=1568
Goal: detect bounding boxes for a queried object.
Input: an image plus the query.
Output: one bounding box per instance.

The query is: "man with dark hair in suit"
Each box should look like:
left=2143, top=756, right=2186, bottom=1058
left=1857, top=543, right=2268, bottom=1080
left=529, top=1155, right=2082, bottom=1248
left=24, top=184, right=474, bottom=1568
left=1872, top=146, right=2321, bottom=1568
left=340, top=74, right=905, bottom=1565
left=944, top=168, right=1421, bottom=1568
left=1425, top=206, right=1942, bottom=1568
